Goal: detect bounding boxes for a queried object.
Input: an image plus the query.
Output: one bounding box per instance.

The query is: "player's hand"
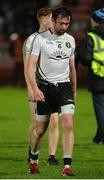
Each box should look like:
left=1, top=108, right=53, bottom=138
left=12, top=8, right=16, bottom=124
left=34, top=86, right=45, bottom=102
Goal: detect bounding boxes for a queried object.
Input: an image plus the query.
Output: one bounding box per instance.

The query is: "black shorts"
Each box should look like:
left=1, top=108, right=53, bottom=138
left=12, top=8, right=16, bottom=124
left=35, top=81, right=74, bottom=115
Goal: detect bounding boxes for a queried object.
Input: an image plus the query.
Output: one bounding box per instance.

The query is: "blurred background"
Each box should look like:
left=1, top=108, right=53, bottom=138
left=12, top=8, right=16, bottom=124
left=0, top=0, right=104, bottom=87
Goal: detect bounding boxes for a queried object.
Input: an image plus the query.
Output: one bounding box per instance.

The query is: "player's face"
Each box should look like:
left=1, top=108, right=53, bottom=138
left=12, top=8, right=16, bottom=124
left=46, top=14, right=53, bottom=29
left=54, top=16, right=70, bottom=35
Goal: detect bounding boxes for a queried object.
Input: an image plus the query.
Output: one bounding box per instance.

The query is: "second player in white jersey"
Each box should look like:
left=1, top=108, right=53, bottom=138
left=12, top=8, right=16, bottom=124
left=23, top=7, right=60, bottom=169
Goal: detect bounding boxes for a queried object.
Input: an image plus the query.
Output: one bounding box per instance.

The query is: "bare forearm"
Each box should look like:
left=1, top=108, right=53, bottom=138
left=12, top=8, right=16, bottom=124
left=70, top=68, right=77, bottom=101
left=27, top=55, right=45, bottom=102
left=23, top=56, right=33, bottom=91
left=24, top=69, right=31, bottom=89
left=28, top=65, right=38, bottom=92
left=69, top=59, right=77, bottom=97
left=27, top=55, right=39, bottom=93
left=70, top=69, right=77, bottom=93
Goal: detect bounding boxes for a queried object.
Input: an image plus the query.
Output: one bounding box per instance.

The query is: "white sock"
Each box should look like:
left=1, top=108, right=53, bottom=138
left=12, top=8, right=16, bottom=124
left=30, top=159, right=39, bottom=164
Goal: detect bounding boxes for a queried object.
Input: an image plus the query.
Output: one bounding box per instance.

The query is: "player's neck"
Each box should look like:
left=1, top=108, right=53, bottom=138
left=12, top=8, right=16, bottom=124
left=39, top=26, right=47, bottom=33
left=52, top=29, right=60, bottom=37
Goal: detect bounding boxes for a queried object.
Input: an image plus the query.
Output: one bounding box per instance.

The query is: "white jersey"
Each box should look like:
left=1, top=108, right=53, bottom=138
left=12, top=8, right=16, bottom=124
left=31, top=30, right=75, bottom=84
left=23, top=32, right=38, bottom=57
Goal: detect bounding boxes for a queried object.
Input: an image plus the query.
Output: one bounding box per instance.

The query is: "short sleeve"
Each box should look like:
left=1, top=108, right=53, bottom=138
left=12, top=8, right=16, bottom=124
left=23, top=33, right=38, bottom=56
left=70, top=37, right=75, bottom=60
left=23, top=38, right=32, bottom=55
left=30, top=35, right=41, bottom=56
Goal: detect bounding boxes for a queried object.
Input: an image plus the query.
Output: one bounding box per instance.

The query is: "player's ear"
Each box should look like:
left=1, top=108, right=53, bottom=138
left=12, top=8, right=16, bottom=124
left=42, top=17, right=47, bottom=25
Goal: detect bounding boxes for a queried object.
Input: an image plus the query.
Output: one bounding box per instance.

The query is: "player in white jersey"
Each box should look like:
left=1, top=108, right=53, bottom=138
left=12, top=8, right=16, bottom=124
left=27, top=6, right=77, bottom=176
left=23, top=7, right=59, bottom=167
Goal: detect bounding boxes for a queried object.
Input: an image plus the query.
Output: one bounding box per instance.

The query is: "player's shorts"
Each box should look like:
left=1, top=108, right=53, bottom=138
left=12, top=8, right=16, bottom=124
left=35, top=81, right=75, bottom=121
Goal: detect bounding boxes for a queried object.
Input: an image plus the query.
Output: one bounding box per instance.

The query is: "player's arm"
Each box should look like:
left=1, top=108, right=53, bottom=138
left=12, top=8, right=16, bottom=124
left=23, top=53, right=34, bottom=100
left=22, top=40, right=30, bottom=88
left=69, top=58, right=77, bottom=101
left=22, top=39, right=34, bottom=100
left=23, top=54, right=31, bottom=89
left=27, top=54, right=45, bottom=102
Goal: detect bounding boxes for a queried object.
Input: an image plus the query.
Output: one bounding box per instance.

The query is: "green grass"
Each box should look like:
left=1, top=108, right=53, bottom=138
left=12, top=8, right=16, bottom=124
left=0, top=86, right=104, bottom=179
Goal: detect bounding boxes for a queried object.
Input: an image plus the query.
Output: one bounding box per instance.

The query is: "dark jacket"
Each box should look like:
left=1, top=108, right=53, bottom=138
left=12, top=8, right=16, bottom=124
left=78, top=24, right=104, bottom=92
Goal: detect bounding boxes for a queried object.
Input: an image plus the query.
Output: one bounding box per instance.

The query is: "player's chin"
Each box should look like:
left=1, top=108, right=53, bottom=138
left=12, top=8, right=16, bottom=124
left=58, top=31, right=66, bottom=35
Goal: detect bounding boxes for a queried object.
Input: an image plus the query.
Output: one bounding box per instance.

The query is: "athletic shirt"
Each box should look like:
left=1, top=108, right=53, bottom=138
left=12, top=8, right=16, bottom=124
left=31, top=30, right=75, bottom=84
left=23, top=32, right=38, bottom=56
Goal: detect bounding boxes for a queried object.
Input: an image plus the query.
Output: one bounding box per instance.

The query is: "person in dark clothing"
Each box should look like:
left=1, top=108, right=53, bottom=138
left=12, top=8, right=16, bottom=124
left=10, top=34, right=25, bottom=87
left=78, top=8, right=104, bottom=144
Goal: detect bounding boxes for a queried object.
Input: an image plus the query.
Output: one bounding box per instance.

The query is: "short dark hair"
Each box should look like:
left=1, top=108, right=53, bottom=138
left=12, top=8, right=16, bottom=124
left=52, top=6, right=72, bottom=21
left=37, top=7, right=53, bottom=20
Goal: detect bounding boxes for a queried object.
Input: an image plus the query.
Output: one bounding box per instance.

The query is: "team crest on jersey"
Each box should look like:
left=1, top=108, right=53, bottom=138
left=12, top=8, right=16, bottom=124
left=66, top=42, right=71, bottom=48
left=58, top=44, right=62, bottom=49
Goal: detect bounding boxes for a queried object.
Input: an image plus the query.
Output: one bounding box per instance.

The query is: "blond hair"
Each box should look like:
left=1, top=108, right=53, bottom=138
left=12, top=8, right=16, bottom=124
left=37, top=7, right=53, bottom=21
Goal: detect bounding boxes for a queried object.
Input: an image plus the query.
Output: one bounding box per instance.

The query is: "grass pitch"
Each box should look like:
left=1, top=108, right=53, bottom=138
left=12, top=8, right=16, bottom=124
left=0, top=86, right=104, bottom=179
